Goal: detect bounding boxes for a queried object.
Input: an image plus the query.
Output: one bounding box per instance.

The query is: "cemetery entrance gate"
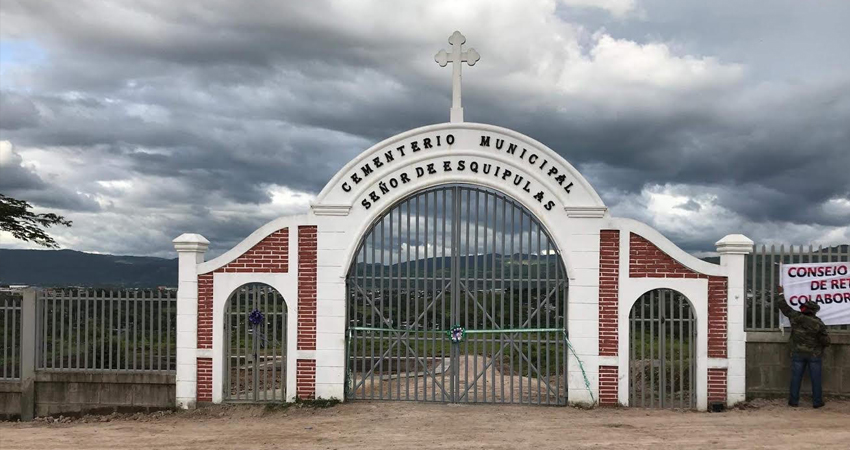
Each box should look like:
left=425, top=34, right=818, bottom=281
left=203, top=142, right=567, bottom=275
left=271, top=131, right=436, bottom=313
left=346, top=184, right=569, bottom=405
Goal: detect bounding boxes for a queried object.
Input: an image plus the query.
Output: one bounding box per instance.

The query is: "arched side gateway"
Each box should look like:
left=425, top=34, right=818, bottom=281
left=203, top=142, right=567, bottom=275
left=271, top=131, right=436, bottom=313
left=223, top=283, right=288, bottom=402
left=174, top=117, right=752, bottom=409
left=346, top=184, right=570, bottom=404
left=628, top=288, right=697, bottom=409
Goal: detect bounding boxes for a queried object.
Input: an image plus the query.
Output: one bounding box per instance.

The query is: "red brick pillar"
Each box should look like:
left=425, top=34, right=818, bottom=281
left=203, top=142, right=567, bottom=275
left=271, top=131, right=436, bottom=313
left=196, top=273, right=214, bottom=402
left=197, top=358, right=212, bottom=402
left=296, top=359, right=317, bottom=400
left=297, top=226, right=317, bottom=399
left=708, top=277, right=728, bottom=358
left=708, top=276, right=729, bottom=403
left=598, top=230, right=620, bottom=405
left=599, top=366, right=619, bottom=406
left=708, top=368, right=728, bottom=404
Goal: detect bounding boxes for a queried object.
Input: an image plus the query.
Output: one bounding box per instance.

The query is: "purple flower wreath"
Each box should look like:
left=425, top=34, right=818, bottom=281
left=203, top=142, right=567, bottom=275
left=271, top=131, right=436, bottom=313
left=248, top=309, right=265, bottom=327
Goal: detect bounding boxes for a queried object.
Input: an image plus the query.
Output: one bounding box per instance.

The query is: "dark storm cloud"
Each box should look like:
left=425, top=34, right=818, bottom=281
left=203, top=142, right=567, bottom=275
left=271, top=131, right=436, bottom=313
left=0, top=141, right=100, bottom=212
left=0, top=0, right=847, bottom=255
left=0, top=91, right=40, bottom=130
left=471, top=77, right=850, bottom=227
left=0, top=143, right=45, bottom=190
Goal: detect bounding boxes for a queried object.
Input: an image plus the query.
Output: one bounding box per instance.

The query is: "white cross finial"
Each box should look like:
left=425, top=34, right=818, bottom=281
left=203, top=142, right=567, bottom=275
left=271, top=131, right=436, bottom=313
left=435, top=31, right=480, bottom=123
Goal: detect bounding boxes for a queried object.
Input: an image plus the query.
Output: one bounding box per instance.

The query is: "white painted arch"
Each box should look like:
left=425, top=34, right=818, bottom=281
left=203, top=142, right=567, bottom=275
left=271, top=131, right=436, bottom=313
left=314, top=122, right=606, bottom=211
left=312, top=122, right=609, bottom=281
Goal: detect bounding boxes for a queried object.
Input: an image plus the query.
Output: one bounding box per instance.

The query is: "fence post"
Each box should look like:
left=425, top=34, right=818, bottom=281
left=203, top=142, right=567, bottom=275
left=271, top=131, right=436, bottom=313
left=172, top=233, right=209, bottom=409
left=716, top=234, right=753, bottom=407
left=19, top=288, right=37, bottom=421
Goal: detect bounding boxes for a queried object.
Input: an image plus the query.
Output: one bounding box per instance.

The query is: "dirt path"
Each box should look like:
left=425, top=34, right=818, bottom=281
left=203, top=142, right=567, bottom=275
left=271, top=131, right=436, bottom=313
left=2, top=399, right=849, bottom=450
left=354, top=353, right=564, bottom=403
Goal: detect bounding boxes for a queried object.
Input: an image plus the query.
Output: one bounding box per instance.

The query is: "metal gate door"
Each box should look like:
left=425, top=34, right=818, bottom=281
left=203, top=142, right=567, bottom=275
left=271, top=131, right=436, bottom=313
left=346, top=184, right=569, bottom=405
left=224, top=283, right=287, bottom=402
left=628, top=289, right=696, bottom=408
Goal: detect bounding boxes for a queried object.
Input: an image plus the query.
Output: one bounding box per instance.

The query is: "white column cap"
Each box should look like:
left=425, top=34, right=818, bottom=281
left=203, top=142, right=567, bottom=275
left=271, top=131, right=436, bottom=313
left=173, top=233, right=210, bottom=252
left=715, top=234, right=754, bottom=255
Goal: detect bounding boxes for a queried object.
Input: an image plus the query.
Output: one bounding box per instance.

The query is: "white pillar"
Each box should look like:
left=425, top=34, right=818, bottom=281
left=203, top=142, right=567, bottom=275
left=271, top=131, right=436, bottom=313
left=715, top=234, right=753, bottom=407
left=173, top=233, right=210, bottom=409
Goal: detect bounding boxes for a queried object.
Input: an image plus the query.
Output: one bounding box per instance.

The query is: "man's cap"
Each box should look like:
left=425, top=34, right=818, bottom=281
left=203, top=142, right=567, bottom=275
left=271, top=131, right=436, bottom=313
left=801, top=300, right=820, bottom=314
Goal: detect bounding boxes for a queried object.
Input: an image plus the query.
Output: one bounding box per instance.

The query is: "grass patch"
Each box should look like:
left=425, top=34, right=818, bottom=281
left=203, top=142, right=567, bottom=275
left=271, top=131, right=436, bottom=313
left=263, top=397, right=341, bottom=413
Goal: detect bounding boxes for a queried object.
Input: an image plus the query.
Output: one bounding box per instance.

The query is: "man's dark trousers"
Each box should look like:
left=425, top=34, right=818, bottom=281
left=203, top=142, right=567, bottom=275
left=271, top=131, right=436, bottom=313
left=789, top=354, right=823, bottom=407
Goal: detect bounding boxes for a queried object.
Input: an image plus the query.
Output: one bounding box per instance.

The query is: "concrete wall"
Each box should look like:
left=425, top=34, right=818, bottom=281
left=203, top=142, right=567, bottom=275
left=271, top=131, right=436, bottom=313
left=0, top=382, right=22, bottom=418
left=0, top=372, right=175, bottom=419
left=746, top=331, right=850, bottom=398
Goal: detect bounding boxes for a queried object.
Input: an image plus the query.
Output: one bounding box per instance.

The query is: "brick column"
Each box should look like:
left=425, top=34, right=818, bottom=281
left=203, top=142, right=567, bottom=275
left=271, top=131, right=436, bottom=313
left=708, top=368, right=728, bottom=404
left=196, top=273, right=213, bottom=402
left=598, top=230, right=620, bottom=405
left=296, top=359, right=317, bottom=400
left=297, top=226, right=317, bottom=399
left=197, top=358, right=213, bottom=402
left=599, top=366, right=619, bottom=406
left=707, top=277, right=728, bottom=358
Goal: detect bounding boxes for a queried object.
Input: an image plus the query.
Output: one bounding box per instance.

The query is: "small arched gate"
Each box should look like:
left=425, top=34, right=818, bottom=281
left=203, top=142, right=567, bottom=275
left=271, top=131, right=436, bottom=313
left=223, top=283, right=287, bottom=402
left=629, top=288, right=696, bottom=409
left=346, top=184, right=569, bottom=405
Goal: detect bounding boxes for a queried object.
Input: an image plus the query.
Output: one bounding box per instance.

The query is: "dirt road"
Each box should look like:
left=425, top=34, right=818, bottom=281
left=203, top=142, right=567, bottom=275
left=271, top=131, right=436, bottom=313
left=2, top=399, right=848, bottom=449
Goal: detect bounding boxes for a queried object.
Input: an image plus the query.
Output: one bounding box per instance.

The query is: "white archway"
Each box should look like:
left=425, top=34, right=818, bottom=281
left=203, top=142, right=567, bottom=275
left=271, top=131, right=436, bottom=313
left=311, top=122, right=608, bottom=280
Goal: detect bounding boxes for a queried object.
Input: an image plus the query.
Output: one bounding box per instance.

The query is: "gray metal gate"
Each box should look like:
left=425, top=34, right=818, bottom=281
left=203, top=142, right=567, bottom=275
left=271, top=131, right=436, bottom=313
left=224, top=283, right=287, bottom=402
left=346, top=184, right=569, bottom=405
left=629, top=289, right=696, bottom=408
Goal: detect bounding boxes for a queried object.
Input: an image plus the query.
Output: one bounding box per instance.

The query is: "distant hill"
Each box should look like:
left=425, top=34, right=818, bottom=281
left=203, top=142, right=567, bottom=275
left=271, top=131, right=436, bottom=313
left=5, top=245, right=837, bottom=289
left=0, top=249, right=177, bottom=288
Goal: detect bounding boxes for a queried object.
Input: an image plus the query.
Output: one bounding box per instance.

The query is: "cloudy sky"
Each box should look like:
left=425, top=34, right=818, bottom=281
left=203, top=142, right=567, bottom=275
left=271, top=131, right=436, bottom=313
left=1, top=0, right=848, bottom=259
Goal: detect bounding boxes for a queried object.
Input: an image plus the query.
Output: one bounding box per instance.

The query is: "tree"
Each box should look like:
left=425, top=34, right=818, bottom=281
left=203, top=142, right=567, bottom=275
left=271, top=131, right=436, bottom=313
left=0, top=194, right=72, bottom=248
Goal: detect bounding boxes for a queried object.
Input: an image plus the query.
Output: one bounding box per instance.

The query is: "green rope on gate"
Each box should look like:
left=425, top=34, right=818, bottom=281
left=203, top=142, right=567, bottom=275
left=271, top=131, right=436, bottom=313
left=465, top=328, right=566, bottom=334
left=347, top=326, right=566, bottom=335
left=346, top=326, right=597, bottom=404
left=563, top=330, right=596, bottom=405
left=346, top=327, right=353, bottom=397
left=348, top=326, right=447, bottom=333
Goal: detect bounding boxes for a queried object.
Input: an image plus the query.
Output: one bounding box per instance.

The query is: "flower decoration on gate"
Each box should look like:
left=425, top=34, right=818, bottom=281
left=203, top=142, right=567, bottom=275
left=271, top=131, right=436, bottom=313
left=248, top=309, right=265, bottom=327
left=448, top=325, right=465, bottom=343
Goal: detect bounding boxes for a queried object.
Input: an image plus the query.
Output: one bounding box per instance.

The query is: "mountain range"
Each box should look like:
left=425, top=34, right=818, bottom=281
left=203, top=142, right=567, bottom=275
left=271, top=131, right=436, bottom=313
left=2, top=245, right=845, bottom=289
left=0, top=249, right=177, bottom=288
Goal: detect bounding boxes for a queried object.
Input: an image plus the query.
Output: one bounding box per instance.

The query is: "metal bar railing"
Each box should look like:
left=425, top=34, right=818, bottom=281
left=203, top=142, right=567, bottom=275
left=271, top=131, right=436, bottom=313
left=37, top=289, right=177, bottom=372
left=745, top=244, right=849, bottom=331
left=0, top=292, right=22, bottom=380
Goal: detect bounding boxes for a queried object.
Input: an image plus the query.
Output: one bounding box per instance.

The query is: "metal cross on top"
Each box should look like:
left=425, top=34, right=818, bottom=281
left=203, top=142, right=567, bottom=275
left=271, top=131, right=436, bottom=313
left=435, top=31, right=480, bottom=123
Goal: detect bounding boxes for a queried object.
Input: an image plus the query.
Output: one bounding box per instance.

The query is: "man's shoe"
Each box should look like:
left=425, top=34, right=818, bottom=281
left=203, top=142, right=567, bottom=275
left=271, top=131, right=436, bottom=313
left=813, top=403, right=825, bottom=409
left=788, top=402, right=799, bottom=407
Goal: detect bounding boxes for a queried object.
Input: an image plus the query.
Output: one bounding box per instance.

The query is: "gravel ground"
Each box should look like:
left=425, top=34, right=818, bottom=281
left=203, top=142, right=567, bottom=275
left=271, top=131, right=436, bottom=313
left=1, top=398, right=848, bottom=449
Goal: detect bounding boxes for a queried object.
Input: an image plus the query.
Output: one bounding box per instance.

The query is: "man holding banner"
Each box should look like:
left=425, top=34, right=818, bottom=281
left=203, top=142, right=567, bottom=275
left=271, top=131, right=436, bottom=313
left=777, top=261, right=849, bottom=408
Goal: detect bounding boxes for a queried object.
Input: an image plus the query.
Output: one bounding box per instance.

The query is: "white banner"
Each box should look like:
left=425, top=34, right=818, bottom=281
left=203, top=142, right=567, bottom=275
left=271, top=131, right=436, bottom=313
left=779, top=262, right=850, bottom=327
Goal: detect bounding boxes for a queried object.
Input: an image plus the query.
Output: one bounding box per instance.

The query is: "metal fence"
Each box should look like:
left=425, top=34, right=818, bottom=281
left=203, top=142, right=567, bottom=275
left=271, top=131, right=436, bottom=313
left=745, top=244, right=849, bottom=331
left=1, top=291, right=22, bottom=380
left=37, top=289, right=177, bottom=372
